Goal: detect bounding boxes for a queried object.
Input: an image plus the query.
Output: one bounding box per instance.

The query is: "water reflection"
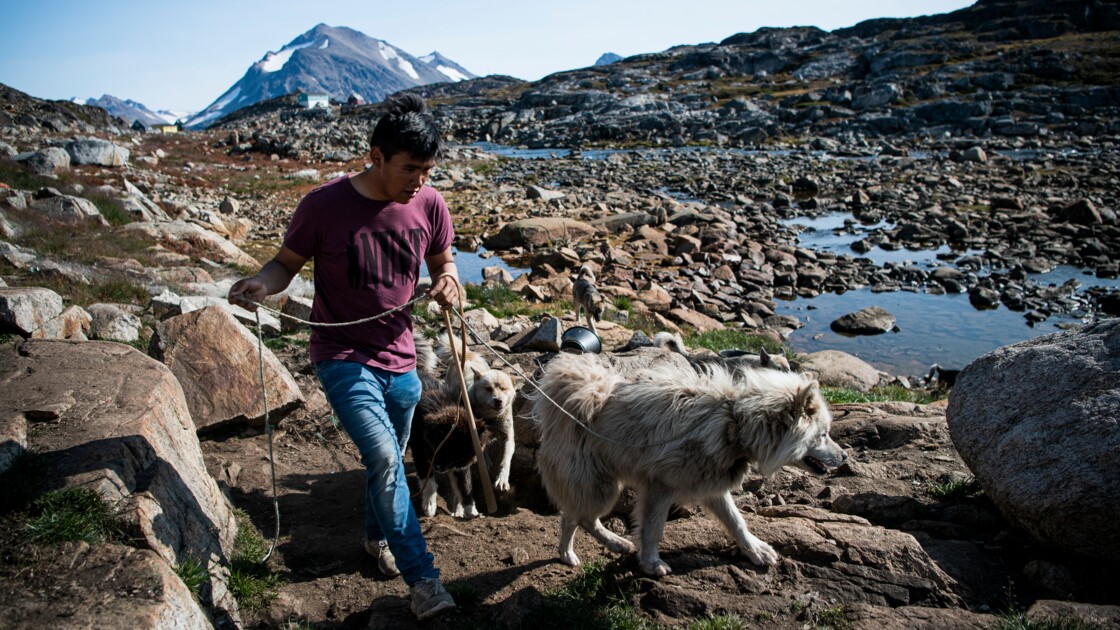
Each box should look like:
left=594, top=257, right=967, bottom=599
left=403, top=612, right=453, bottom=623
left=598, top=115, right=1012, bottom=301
left=453, top=247, right=529, bottom=285
left=775, top=289, right=1088, bottom=378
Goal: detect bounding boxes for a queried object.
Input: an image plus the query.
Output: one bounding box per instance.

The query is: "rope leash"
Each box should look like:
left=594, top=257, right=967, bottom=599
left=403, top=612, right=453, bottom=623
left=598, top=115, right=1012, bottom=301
left=242, top=294, right=424, bottom=563
left=242, top=288, right=699, bottom=562
left=446, top=310, right=709, bottom=450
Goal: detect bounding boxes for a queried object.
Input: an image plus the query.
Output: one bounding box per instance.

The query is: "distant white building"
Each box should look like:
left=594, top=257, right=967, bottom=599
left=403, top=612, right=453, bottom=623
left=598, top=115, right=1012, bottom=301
left=297, top=93, right=330, bottom=109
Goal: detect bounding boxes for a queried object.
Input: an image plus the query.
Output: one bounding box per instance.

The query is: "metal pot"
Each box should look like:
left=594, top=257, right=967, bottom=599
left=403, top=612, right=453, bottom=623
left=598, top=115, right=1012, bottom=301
left=560, top=326, right=602, bottom=354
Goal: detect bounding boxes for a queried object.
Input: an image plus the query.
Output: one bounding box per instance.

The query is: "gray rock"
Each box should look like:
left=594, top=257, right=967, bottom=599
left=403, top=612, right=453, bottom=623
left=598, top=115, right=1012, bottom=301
left=16, top=146, right=71, bottom=175
left=87, top=303, right=142, bottom=343
left=279, top=294, right=313, bottom=334
left=483, top=218, right=597, bottom=251
left=830, top=306, right=897, bottom=335
left=0, top=286, right=64, bottom=337
left=0, top=339, right=239, bottom=619
left=526, top=185, right=565, bottom=201
left=799, top=349, right=882, bottom=392
left=30, top=190, right=109, bottom=226
left=0, top=542, right=212, bottom=629
left=946, top=319, right=1120, bottom=561
left=150, top=306, right=304, bottom=430
left=65, top=137, right=130, bottom=166
left=510, top=316, right=562, bottom=352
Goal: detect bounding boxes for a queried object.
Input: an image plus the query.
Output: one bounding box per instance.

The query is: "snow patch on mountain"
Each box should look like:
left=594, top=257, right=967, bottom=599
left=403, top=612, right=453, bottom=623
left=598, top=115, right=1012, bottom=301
left=260, top=41, right=315, bottom=73
left=378, top=42, right=419, bottom=80
left=435, top=65, right=469, bottom=82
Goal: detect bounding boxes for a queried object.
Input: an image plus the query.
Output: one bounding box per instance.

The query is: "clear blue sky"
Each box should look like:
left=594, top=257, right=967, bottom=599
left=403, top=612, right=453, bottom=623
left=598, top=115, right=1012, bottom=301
left=0, top=0, right=974, bottom=113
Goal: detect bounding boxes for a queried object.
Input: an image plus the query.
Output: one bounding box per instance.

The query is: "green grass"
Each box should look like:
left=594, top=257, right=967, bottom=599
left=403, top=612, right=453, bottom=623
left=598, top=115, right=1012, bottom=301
left=927, top=477, right=984, bottom=501
left=22, top=486, right=129, bottom=545
left=687, top=615, right=747, bottom=630
left=463, top=283, right=566, bottom=319
left=228, top=508, right=284, bottom=613
left=995, top=611, right=1109, bottom=630
left=813, top=605, right=851, bottom=629
left=85, top=192, right=135, bottom=226
left=821, top=385, right=942, bottom=405
left=263, top=333, right=310, bottom=351
left=12, top=273, right=152, bottom=310
left=445, top=581, right=481, bottom=608
left=520, top=559, right=651, bottom=630
left=0, top=157, right=74, bottom=190
left=174, top=558, right=211, bottom=596
left=684, top=328, right=787, bottom=357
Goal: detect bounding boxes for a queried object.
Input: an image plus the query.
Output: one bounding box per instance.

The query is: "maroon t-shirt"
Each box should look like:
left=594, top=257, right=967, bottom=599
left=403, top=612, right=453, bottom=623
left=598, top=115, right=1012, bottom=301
left=283, top=175, right=453, bottom=372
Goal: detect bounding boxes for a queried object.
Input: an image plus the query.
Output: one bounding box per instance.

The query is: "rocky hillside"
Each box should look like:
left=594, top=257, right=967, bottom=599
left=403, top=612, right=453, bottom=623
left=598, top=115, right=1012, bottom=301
left=402, top=0, right=1120, bottom=148
left=1, top=84, right=127, bottom=136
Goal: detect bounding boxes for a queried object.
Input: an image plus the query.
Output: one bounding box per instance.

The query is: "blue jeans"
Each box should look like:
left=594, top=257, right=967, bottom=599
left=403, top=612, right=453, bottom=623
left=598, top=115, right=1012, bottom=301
left=314, top=359, right=438, bottom=585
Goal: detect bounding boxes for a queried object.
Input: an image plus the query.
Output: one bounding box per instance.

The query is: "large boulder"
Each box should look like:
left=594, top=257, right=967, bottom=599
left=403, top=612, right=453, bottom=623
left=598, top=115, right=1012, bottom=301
left=122, top=220, right=260, bottom=268
left=16, top=146, right=71, bottom=176
left=0, top=339, right=239, bottom=618
left=831, top=306, right=897, bottom=335
left=65, top=137, right=130, bottom=166
left=946, top=319, right=1120, bottom=560
left=0, top=542, right=212, bottom=629
left=150, top=306, right=304, bottom=431
left=483, top=217, right=597, bottom=250
left=799, top=349, right=882, bottom=391
left=0, top=286, right=68, bottom=338
left=31, top=189, right=109, bottom=226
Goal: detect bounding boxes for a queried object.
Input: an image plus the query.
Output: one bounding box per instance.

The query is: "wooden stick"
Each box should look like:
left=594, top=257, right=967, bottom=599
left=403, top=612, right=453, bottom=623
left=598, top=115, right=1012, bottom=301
left=442, top=309, right=498, bottom=514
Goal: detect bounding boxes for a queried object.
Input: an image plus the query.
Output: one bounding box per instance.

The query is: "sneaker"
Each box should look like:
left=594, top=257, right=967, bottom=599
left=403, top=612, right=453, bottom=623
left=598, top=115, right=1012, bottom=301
left=363, top=539, right=400, bottom=577
left=409, top=577, right=456, bottom=620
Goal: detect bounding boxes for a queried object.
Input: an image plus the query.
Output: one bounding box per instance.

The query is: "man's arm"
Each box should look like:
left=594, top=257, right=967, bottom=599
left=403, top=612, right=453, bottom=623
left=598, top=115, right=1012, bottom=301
left=425, top=247, right=461, bottom=310
left=228, top=245, right=309, bottom=311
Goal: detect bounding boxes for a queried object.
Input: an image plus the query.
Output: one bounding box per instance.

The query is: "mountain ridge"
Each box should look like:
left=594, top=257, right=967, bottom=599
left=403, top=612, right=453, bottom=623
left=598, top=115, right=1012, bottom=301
left=184, top=23, right=476, bottom=129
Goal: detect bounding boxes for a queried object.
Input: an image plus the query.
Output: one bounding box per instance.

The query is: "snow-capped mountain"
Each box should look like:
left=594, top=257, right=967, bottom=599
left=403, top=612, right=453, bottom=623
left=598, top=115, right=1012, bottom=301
left=185, top=24, right=476, bottom=129
left=84, top=95, right=170, bottom=126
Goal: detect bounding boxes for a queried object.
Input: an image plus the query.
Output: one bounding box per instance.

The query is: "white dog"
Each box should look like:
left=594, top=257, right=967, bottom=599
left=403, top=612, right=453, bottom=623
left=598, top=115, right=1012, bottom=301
left=532, top=352, right=847, bottom=576
left=435, top=332, right=518, bottom=492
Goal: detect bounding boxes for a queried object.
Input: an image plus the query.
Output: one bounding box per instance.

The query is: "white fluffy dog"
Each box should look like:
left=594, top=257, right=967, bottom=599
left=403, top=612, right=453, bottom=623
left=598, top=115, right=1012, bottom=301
left=435, top=332, right=518, bottom=492
left=532, top=352, right=847, bottom=576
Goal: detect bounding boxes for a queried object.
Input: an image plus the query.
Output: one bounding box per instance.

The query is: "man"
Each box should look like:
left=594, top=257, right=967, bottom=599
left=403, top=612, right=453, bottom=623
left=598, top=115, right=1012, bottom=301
left=228, top=94, right=459, bottom=620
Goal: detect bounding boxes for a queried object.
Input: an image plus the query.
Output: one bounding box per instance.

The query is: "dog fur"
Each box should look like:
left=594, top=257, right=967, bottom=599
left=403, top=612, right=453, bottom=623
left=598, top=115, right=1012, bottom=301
left=434, top=332, right=518, bottom=492
left=532, top=352, right=847, bottom=576
left=572, top=265, right=606, bottom=335
left=410, top=371, right=493, bottom=519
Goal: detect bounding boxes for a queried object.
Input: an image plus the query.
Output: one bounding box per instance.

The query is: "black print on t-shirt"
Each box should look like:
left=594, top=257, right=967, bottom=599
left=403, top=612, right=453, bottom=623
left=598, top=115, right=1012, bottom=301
left=347, top=228, right=424, bottom=290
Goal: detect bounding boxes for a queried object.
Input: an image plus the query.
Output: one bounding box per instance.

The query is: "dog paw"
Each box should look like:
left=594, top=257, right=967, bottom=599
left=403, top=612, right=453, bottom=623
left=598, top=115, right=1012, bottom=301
left=494, top=477, right=510, bottom=492
left=462, top=505, right=480, bottom=520
left=604, top=538, right=636, bottom=555
left=640, top=559, right=672, bottom=577
left=560, top=551, right=582, bottom=567
left=743, top=541, right=780, bottom=566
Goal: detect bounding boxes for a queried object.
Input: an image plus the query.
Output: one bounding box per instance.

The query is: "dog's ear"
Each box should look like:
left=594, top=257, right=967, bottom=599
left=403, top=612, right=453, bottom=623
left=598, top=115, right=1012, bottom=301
left=792, top=379, right=821, bottom=421
left=469, top=364, right=485, bottom=382
left=760, top=348, right=773, bottom=367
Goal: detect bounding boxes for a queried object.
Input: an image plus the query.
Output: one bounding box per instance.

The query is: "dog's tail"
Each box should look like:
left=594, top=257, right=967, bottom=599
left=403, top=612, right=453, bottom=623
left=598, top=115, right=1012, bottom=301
left=652, top=331, right=687, bottom=355
left=434, top=330, right=463, bottom=365
left=415, top=334, right=440, bottom=376
left=532, top=353, right=622, bottom=431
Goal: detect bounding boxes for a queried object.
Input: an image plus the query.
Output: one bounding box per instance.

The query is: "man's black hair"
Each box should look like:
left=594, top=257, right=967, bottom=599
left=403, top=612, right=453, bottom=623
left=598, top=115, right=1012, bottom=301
left=369, top=93, right=444, bottom=161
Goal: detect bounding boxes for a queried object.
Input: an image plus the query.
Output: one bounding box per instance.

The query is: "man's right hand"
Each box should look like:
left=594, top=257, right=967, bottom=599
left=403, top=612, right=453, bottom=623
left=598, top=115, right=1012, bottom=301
left=228, top=277, right=268, bottom=312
